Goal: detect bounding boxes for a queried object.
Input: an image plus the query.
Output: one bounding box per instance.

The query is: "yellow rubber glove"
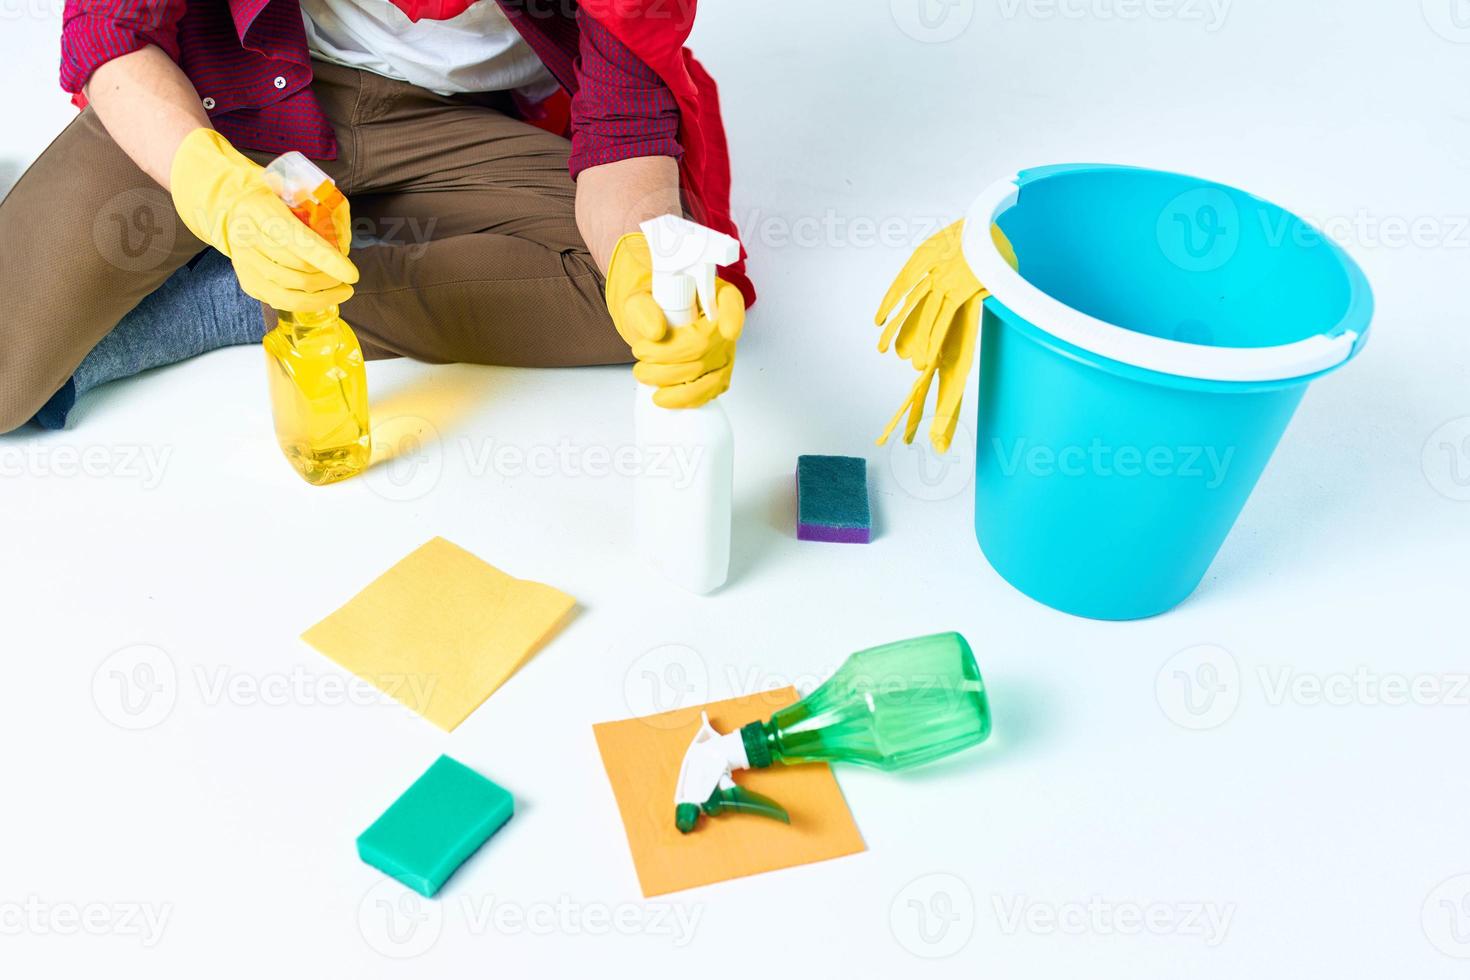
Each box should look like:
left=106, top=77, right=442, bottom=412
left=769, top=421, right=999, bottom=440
left=606, top=232, right=746, bottom=409
left=874, top=221, right=1017, bottom=454
left=170, top=129, right=358, bottom=313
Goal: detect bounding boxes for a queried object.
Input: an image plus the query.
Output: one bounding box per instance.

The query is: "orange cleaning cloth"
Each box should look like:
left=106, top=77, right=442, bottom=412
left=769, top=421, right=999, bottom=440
left=302, top=537, right=575, bottom=731
left=593, top=688, right=867, bottom=897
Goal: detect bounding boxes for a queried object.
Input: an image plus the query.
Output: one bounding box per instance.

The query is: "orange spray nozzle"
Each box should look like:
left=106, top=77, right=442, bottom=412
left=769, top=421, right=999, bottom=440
left=264, top=152, right=348, bottom=251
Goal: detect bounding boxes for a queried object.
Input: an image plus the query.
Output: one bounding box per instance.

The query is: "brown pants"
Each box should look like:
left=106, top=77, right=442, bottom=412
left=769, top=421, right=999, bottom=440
left=0, top=60, right=628, bottom=433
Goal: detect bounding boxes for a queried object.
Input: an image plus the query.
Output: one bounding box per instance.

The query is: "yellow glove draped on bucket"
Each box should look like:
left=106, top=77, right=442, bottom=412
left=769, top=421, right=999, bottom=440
left=170, top=129, right=358, bottom=313
left=873, top=220, right=1018, bottom=454
left=606, top=231, right=746, bottom=409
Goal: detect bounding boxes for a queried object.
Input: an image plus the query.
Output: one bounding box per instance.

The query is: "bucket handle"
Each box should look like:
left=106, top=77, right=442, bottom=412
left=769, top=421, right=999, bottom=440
left=962, top=172, right=1366, bottom=383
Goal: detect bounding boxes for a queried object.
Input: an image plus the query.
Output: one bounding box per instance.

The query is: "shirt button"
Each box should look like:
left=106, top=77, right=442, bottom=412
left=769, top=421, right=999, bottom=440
left=201, top=97, right=216, bottom=110
left=273, top=76, right=287, bottom=89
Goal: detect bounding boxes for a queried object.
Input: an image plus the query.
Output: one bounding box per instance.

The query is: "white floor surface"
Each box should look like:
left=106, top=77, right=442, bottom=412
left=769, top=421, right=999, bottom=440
left=1, top=1, right=1467, bottom=975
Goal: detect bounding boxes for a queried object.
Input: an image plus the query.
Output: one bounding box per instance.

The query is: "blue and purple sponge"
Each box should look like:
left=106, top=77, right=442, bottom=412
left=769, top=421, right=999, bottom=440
left=796, top=455, right=871, bottom=544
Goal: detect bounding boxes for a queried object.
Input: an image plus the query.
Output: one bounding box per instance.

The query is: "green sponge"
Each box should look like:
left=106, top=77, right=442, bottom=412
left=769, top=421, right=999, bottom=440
left=356, top=755, right=514, bottom=898
left=797, top=454, right=871, bottom=543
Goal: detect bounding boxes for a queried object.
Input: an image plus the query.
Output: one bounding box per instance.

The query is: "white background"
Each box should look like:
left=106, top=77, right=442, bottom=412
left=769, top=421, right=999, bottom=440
left=1, top=0, right=1467, bottom=975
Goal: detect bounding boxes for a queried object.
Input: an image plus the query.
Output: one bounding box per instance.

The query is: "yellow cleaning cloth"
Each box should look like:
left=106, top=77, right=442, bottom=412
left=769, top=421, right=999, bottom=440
left=593, top=688, right=867, bottom=897
left=302, top=537, right=575, bottom=731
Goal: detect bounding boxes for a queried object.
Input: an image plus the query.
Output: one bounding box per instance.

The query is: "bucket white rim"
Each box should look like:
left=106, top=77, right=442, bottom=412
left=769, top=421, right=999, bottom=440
left=962, top=171, right=1363, bottom=383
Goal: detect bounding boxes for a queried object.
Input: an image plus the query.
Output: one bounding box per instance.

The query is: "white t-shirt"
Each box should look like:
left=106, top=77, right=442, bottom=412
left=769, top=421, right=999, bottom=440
left=300, top=0, right=559, bottom=99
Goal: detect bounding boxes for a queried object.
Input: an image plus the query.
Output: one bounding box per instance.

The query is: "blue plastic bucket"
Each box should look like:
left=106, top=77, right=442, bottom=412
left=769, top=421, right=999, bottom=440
left=961, top=164, right=1373, bottom=620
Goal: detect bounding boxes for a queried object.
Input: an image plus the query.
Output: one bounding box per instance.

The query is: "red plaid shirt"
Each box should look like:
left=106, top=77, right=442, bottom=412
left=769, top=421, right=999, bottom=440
left=59, top=0, right=684, bottom=177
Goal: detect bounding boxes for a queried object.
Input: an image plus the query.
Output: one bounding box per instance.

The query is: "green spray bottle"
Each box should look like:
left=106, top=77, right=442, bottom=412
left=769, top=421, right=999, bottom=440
left=673, top=632, right=992, bottom=833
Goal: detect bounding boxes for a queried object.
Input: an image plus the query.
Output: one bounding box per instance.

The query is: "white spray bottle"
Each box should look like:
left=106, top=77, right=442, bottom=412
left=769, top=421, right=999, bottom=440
left=635, top=214, right=741, bottom=595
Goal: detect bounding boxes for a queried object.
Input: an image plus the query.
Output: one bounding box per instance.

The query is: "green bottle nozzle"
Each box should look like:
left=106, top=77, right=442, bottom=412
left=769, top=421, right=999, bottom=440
left=674, top=803, right=702, bottom=834
left=701, top=785, right=790, bottom=824
left=673, top=712, right=789, bottom=835
left=671, top=632, right=993, bottom=834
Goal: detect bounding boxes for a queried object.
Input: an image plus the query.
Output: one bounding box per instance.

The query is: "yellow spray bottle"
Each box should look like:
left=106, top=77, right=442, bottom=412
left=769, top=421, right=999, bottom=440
left=260, top=153, right=371, bottom=486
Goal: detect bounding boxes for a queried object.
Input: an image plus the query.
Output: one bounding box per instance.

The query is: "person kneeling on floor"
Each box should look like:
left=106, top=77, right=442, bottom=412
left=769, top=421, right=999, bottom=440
left=0, top=0, right=755, bottom=431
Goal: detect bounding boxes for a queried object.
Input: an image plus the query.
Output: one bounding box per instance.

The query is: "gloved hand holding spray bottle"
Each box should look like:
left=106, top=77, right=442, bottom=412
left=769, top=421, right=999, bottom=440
left=259, top=153, right=372, bottom=486
left=623, top=215, right=742, bottom=594
left=674, top=632, right=993, bottom=833
left=169, top=130, right=370, bottom=486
